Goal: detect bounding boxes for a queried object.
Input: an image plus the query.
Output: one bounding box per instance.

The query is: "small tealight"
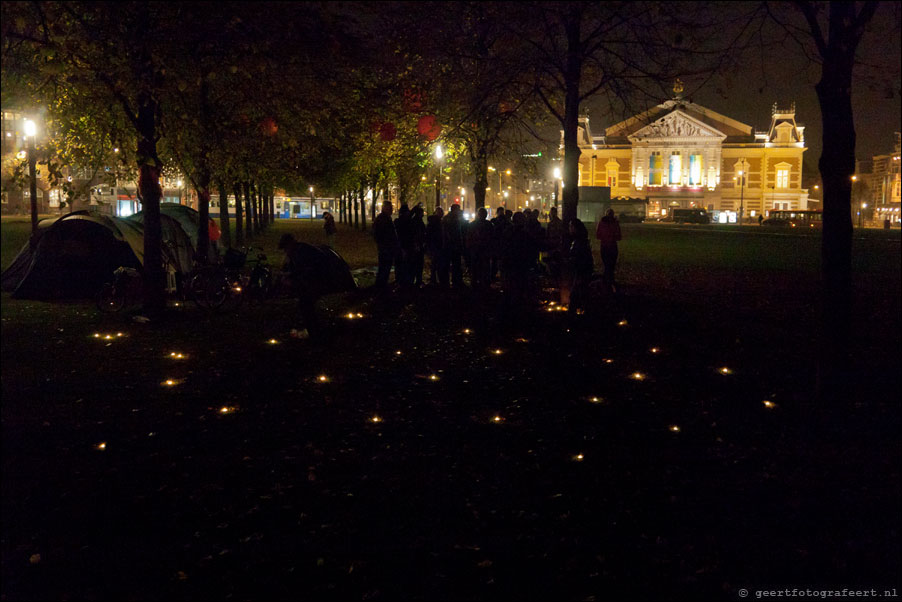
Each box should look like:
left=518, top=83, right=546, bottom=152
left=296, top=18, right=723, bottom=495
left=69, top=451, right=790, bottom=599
left=93, top=333, right=100, bottom=338
left=317, top=375, right=329, bottom=383
left=602, top=358, right=614, bottom=364
left=763, top=400, right=776, bottom=409
left=395, top=350, right=403, bottom=356
left=573, top=453, right=585, bottom=462
left=219, top=406, right=232, bottom=414
left=370, top=415, right=382, bottom=423
left=492, top=349, right=504, bottom=355
left=630, top=372, right=646, bottom=381
left=162, top=379, right=178, bottom=387
left=268, top=338, right=279, bottom=345
left=588, top=396, right=603, bottom=404
left=719, top=367, right=732, bottom=375
left=429, top=374, right=440, bottom=381
left=669, top=425, right=681, bottom=432
left=116, top=333, right=124, bottom=337
left=617, top=320, right=628, bottom=327
left=462, top=328, right=471, bottom=334
left=491, top=415, right=503, bottom=423
left=650, top=347, right=660, bottom=354
left=95, top=442, right=107, bottom=451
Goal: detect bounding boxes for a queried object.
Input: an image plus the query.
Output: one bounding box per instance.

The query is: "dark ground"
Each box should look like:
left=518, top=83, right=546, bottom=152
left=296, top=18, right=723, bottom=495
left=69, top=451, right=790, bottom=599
left=1, top=223, right=900, bottom=601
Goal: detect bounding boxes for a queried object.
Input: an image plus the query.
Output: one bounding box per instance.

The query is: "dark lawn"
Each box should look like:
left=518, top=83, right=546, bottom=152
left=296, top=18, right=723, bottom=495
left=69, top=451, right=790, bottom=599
left=2, top=218, right=900, bottom=601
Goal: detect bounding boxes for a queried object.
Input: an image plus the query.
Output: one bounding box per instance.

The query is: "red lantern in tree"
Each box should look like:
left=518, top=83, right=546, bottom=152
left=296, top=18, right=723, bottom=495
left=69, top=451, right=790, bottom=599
left=379, top=122, right=397, bottom=141
left=404, top=89, right=424, bottom=113
left=260, top=117, right=278, bottom=136
left=417, top=115, right=441, bottom=141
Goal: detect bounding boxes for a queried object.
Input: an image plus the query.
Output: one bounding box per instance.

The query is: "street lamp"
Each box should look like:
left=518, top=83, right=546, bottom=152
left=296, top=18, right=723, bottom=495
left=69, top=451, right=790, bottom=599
left=309, top=186, right=315, bottom=221
left=24, top=119, right=39, bottom=245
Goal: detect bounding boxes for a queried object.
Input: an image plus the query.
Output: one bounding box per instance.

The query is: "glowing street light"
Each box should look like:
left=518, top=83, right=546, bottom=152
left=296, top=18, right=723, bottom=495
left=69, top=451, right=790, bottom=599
left=24, top=118, right=39, bottom=245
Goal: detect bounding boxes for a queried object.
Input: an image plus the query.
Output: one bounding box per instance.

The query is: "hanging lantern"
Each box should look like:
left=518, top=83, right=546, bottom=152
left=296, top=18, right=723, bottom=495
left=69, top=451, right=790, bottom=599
left=404, top=89, right=424, bottom=113
left=379, top=122, right=397, bottom=141
left=417, top=115, right=441, bottom=141
left=260, top=117, right=278, bottom=136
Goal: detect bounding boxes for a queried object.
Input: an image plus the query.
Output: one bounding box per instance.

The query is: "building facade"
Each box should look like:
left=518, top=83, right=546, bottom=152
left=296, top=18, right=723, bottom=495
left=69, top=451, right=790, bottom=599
left=869, top=132, right=901, bottom=225
left=573, top=97, right=810, bottom=221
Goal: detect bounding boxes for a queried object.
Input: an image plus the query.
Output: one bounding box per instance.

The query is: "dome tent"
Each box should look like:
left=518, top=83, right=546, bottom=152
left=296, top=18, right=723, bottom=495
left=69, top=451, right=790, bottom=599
left=2, top=213, right=146, bottom=300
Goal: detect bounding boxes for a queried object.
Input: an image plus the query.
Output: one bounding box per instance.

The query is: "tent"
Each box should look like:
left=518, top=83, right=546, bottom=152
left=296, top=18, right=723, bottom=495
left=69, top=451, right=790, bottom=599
left=2, top=213, right=146, bottom=299
left=130, top=204, right=216, bottom=261
left=126, top=211, right=195, bottom=275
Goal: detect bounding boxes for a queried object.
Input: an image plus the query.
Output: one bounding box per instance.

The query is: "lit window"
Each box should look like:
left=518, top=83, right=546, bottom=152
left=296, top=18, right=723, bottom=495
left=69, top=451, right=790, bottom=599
left=669, top=152, right=681, bottom=185
left=606, top=159, right=619, bottom=188
left=776, top=168, right=789, bottom=188
left=689, top=154, right=702, bottom=186
left=649, top=153, right=662, bottom=186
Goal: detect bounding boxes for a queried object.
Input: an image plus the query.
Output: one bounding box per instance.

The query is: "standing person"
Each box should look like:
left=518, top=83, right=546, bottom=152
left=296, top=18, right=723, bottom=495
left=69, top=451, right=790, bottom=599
left=501, top=212, right=531, bottom=313
left=545, top=206, right=563, bottom=277
left=758, top=213, right=764, bottom=226
left=410, top=204, right=427, bottom=286
left=466, top=207, right=494, bottom=289
left=525, top=209, right=545, bottom=272
left=567, top=218, right=594, bottom=313
left=373, top=201, right=398, bottom=288
left=490, top=206, right=509, bottom=282
left=595, top=208, right=622, bottom=292
left=425, top=206, right=445, bottom=285
left=394, top=203, right=414, bottom=286
left=323, top=211, right=337, bottom=248
left=278, top=233, right=321, bottom=340
left=442, top=203, right=466, bottom=288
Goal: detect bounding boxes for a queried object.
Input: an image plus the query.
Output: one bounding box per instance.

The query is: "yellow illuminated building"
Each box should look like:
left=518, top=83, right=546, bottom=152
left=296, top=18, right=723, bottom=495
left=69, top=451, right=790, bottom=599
left=573, top=97, right=810, bottom=221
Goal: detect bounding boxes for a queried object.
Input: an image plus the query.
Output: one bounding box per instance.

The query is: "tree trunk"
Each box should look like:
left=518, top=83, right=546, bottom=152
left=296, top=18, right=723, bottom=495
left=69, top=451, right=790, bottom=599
left=27, top=137, right=38, bottom=248
left=196, top=177, right=211, bottom=265
left=361, top=183, right=368, bottom=232
left=472, top=149, right=488, bottom=210
left=234, top=183, right=244, bottom=247
left=561, top=9, right=582, bottom=226
left=218, top=178, right=232, bottom=249
left=243, top=182, right=253, bottom=241
left=250, top=183, right=260, bottom=233
left=814, top=24, right=857, bottom=409
left=136, top=96, right=165, bottom=315
left=354, top=188, right=360, bottom=228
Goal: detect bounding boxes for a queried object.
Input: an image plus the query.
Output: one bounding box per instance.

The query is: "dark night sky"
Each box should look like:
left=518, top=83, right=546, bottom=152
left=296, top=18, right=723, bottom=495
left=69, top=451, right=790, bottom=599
left=584, top=3, right=901, bottom=170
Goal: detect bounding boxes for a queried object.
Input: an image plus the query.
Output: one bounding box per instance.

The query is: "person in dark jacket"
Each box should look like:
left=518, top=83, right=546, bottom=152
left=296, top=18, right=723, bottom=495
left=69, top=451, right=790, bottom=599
left=466, top=207, right=494, bottom=289
left=567, top=218, right=594, bottom=313
left=441, top=204, right=466, bottom=287
left=525, top=209, right=544, bottom=272
left=425, top=206, right=445, bottom=285
left=595, top=208, right=622, bottom=292
left=323, top=211, right=337, bottom=248
left=394, top=203, right=414, bottom=286
left=410, top=204, right=427, bottom=286
left=501, top=212, right=531, bottom=310
left=373, top=201, right=398, bottom=288
left=490, top=206, right=509, bottom=282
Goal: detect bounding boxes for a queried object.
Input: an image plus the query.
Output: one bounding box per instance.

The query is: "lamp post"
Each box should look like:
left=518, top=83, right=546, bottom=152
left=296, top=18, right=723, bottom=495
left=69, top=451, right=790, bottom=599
left=851, top=175, right=859, bottom=228
left=309, top=186, right=315, bottom=222
left=24, top=119, right=39, bottom=245
left=434, top=144, right=443, bottom=212
left=553, top=166, right=562, bottom=212
left=737, top=169, right=744, bottom=225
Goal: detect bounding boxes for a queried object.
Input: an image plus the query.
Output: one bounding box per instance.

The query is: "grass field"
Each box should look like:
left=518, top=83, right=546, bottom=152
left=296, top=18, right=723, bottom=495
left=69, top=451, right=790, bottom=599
left=1, top=214, right=899, bottom=600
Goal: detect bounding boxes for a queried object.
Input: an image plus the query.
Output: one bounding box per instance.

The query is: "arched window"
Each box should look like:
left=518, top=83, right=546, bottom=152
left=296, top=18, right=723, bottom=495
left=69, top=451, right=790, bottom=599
left=649, top=152, right=663, bottom=186
left=689, top=154, right=703, bottom=186
left=606, top=159, right=619, bottom=188
left=774, top=162, right=791, bottom=188
left=669, top=152, right=681, bottom=185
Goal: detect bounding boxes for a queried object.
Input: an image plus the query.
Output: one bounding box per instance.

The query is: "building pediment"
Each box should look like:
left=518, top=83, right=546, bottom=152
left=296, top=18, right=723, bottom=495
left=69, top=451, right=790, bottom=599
left=628, top=110, right=727, bottom=143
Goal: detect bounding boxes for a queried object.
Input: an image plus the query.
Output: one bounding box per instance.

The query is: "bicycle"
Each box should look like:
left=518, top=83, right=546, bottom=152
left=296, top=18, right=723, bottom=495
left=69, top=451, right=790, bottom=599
left=189, top=246, right=273, bottom=311
left=96, top=256, right=181, bottom=313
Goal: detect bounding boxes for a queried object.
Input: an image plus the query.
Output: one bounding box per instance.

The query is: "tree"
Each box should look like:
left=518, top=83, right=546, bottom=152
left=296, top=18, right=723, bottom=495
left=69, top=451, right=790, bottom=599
left=773, top=1, right=882, bottom=408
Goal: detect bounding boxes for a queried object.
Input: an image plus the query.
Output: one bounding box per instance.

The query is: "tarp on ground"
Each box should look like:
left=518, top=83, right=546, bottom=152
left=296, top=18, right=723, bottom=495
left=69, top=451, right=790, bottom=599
left=2, top=213, right=146, bottom=299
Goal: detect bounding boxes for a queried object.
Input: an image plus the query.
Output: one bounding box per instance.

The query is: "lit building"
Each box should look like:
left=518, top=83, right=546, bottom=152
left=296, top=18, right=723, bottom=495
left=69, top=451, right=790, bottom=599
left=869, top=132, right=901, bottom=225
left=571, top=94, right=810, bottom=222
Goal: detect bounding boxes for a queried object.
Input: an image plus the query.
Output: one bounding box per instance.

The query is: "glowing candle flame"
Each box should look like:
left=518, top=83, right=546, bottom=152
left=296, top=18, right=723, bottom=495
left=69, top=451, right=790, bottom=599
left=96, top=442, right=107, bottom=450
left=395, top=350, right=402, bottom=355
left=429, top=374, right=439, bottom=381
left=492, top=415, right=503, bottom=423
left=650, top=347, right=660, bottom=354
left=573, top=453, right=584, bottom=461
left=371, top=415, right=382, bottom=423
left=720, top=367, right=732, bottom=375
left=630, top=372, right=646, bottom=381
left=317, top=375, right=329, bottom=383
left=268, top=339, right=279, bottom=345
left=763, top=400, right=776, bottom=409
left=603, top=358, right=614, bottom=364
left=618, top=320, right=628, bottom=327
left=589, top=396, right=603, bottom=403
left=220, top=406, right=232, bottom=414
left=669, top=425, right=680, bottom=432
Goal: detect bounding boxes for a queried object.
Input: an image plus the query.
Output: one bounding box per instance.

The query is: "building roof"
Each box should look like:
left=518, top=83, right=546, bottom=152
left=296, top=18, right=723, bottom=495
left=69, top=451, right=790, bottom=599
left=600, top=99, right=755, bottom=145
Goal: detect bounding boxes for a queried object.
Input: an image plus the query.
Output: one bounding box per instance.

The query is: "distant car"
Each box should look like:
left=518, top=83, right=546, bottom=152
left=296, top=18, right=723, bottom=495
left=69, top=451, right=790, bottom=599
left=671, top=208, right=710, bottom=224
left=761, top=218, right=791, bottom=227
left=618, top=214, right=645, bottom=223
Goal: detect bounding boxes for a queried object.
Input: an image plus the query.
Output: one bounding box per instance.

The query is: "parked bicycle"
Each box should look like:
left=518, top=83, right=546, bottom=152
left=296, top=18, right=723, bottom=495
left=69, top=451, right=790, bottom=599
left=191, top=246, right=274, bottom=311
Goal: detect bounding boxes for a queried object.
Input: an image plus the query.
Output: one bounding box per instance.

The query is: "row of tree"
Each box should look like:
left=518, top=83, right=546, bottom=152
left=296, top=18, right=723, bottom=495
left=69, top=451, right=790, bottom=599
left=2, top=1, right=893, bottom=408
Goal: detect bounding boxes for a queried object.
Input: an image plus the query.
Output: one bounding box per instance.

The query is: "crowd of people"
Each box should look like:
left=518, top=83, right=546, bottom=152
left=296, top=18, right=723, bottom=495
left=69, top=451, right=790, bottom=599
left=371, top=200, right=622, bottom=306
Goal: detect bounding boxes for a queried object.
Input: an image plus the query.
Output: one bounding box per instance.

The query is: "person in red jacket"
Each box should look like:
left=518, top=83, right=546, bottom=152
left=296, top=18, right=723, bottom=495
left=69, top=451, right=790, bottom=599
left=595, top=208, right=622, bottom=292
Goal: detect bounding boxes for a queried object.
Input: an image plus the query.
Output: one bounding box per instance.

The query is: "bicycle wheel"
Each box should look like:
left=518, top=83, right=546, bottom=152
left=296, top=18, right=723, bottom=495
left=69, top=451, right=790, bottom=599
left=247, top=266, right=273, bottom=303
left=97, top=282, right=125, bottom=313
left=190, top=270, right=228, bottom=310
